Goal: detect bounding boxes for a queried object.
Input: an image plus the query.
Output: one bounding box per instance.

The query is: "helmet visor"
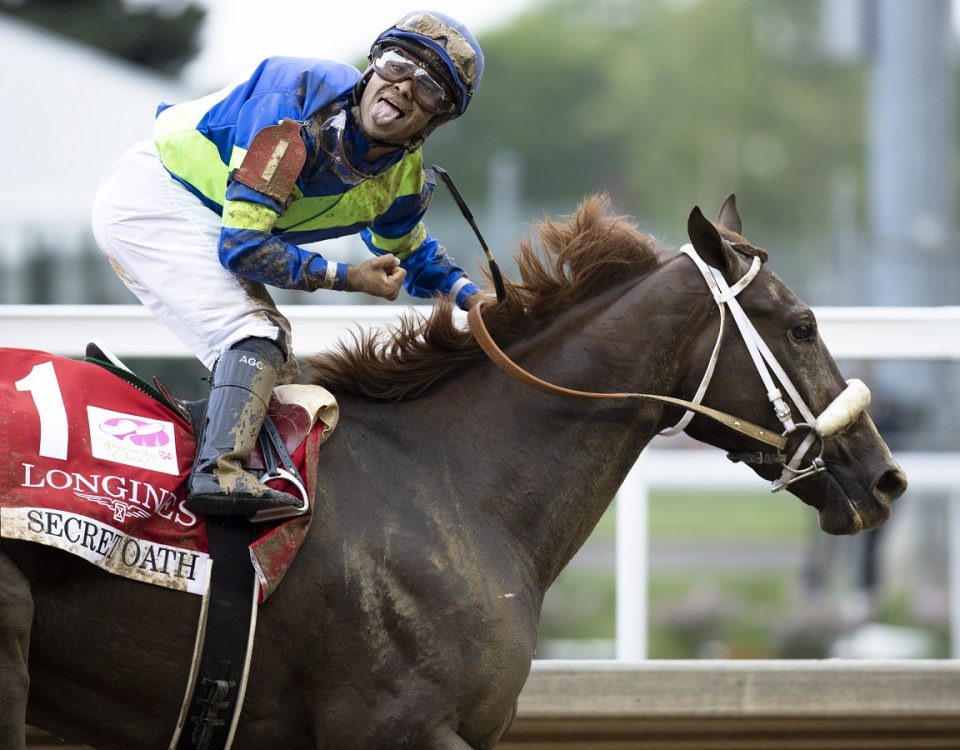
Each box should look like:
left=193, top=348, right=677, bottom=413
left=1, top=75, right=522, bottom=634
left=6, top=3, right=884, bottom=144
left=372, top=48, right=454, bottom=115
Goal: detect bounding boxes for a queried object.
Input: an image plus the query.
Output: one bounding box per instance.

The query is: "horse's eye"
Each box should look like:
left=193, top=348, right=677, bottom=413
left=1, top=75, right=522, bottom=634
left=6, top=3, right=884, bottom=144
left=790, top=322, right=816, bottom=341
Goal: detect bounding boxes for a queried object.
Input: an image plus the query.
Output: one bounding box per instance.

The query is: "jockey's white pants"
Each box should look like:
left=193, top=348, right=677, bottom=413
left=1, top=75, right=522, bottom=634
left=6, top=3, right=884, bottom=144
left=91, top=141, right=296, bottom=379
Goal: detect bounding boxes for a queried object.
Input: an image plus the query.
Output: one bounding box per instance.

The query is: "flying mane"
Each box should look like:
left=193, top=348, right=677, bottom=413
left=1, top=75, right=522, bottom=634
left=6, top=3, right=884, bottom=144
left=303, top=194, right=665, bottom=401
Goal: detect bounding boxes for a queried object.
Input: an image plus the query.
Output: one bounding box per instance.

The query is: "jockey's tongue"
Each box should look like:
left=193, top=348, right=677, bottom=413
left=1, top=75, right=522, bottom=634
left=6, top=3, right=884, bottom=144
left=370, top=98, right=404, bottom=125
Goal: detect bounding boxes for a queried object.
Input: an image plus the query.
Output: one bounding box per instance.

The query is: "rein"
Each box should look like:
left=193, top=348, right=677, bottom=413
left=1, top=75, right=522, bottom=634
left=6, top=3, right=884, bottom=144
left=466, top=243, right=871, bottom=492
left=466, top=303, right=785, bottom=450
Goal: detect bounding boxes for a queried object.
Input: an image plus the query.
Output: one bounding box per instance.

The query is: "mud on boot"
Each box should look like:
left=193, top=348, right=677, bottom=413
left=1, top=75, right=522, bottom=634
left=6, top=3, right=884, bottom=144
left=186, top=337, right=302, bottom=517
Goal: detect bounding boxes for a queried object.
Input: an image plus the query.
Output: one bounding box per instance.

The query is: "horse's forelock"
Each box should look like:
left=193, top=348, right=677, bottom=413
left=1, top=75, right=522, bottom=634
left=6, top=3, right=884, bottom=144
left=304, top=194, right=662, bottom=400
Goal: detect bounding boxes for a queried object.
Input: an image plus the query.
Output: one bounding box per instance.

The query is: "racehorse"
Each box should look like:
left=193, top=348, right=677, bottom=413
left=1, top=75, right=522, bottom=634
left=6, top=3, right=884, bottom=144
left=0, top=195, right=906, bottom=749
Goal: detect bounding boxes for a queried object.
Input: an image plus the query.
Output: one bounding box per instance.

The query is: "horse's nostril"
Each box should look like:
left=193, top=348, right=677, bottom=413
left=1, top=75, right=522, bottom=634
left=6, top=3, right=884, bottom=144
left=874, top=468, right=908, bottom=503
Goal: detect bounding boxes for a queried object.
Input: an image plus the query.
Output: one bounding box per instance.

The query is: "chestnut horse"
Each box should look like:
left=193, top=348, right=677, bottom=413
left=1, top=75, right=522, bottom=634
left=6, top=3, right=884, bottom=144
left=0, top=196, right=906, bottom=749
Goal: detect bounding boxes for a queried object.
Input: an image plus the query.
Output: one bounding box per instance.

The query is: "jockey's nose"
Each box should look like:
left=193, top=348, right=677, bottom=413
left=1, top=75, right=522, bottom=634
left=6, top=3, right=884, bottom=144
left=393, top=77, right=416, bottom=100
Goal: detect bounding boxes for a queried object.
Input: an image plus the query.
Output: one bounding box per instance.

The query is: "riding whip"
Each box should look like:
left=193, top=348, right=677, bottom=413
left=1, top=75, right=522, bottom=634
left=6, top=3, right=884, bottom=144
left=432, top=164, right=506, bottom=302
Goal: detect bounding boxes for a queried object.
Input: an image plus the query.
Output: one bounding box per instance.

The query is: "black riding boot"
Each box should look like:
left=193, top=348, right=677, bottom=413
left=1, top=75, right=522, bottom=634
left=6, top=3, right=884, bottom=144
left=185, top=337, right=301, bottom=517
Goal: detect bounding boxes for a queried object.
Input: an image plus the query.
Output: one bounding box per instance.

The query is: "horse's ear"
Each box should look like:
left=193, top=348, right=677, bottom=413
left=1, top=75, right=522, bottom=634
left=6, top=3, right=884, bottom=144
left=717, top=193, right=742, bottom=234
left=687, top=205, right=728, bottom=270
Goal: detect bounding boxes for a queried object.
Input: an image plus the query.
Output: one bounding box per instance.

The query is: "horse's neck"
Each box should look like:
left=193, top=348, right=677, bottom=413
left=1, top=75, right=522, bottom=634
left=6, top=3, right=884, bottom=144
left=316, top=262, right=706, bottom=598
left=458, top=265, right=701, bottom=589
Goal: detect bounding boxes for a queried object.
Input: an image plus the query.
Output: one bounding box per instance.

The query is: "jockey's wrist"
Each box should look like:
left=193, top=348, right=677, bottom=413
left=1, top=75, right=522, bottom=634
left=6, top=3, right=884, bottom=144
left=306, top=257, right=348, bottom=291
left=344, top=263, right=360, bottom=293
left=452, top=279, right=480, bottom=310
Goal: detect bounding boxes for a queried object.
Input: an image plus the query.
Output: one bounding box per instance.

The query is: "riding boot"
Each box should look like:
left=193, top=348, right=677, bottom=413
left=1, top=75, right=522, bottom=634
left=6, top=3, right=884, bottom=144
left=185, top=337, right=301, bottom=517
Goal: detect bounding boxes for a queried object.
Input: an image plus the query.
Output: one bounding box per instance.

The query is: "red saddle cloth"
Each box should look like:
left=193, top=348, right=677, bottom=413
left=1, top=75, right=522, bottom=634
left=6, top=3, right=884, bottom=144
left=0, top=347, right=324, bottom=602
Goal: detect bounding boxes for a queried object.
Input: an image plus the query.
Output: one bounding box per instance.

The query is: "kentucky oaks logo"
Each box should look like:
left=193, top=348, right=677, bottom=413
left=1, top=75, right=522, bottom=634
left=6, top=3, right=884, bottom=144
left=86, top=406, right=180, bottom=476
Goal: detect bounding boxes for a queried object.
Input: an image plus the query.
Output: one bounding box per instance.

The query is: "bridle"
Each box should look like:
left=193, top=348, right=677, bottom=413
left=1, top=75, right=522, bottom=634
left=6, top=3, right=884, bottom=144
left=466, top=242, right=871, bottom=493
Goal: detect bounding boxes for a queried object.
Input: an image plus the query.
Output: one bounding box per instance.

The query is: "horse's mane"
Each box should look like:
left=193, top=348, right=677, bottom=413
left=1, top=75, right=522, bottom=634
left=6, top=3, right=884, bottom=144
left=302, top=194, right=665, bottom=401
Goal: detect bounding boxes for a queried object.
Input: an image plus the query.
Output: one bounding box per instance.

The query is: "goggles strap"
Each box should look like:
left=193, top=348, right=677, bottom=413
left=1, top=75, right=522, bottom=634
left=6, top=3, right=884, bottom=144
left=319, top=110, right=376, bottom=185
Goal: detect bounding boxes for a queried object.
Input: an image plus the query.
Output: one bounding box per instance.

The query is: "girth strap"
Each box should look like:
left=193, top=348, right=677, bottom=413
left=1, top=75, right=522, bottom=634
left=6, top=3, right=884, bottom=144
left=172, top=518, right=259, bottom=750
left=466, top=302, right=785, bottom=450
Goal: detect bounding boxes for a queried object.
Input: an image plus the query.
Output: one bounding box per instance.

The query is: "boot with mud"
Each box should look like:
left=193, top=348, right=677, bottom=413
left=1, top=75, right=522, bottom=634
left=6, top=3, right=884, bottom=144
left=185, top=337, right=301, bottom=517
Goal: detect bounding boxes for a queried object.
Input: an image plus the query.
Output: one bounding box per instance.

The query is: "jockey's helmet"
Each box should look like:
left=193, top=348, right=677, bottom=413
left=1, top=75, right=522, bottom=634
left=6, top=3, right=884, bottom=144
left=363, top=10, right=484, bottom=119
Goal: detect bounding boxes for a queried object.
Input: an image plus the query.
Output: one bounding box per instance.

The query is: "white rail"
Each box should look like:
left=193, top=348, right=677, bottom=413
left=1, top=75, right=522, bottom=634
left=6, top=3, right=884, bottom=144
left=3, top=305, right=959, bottom=660
left=2, top=304, right=959, bottom=359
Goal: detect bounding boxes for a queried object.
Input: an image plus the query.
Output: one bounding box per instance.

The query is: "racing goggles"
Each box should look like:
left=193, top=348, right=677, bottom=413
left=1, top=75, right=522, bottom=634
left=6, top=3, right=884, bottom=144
left=372, top=48, right=454, bottom=114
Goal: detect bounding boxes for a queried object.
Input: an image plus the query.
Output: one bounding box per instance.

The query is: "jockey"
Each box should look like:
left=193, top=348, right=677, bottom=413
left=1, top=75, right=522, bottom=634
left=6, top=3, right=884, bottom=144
left=92, top=10, right=490, bottom=517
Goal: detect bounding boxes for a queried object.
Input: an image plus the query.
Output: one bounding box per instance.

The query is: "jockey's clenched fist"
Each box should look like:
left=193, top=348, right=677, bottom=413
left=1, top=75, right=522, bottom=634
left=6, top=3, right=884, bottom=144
left=346, top=254, right=407, bottom=300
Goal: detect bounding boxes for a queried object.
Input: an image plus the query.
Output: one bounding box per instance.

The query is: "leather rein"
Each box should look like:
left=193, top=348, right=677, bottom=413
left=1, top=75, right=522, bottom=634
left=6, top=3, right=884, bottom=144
left=466, top=244, right=871, bottom=492
left=466, top=303, right=783, bottom=449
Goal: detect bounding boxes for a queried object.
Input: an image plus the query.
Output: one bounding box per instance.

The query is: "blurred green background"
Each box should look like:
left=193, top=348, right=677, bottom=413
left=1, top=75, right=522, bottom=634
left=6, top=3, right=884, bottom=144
left=537, top=486, right=951, bottom=660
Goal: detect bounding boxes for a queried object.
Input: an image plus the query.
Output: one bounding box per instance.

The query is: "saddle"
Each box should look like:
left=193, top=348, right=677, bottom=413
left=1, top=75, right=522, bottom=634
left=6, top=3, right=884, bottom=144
left=83, top=340, right=335, bottom=521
